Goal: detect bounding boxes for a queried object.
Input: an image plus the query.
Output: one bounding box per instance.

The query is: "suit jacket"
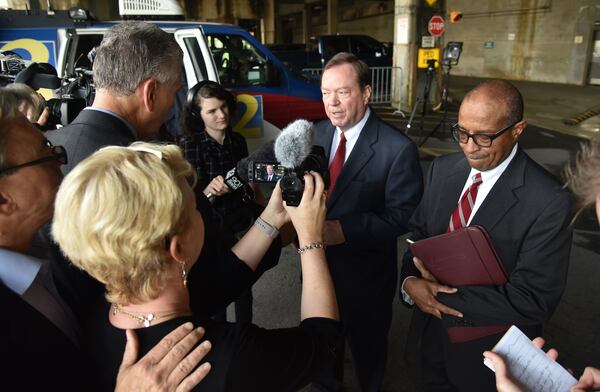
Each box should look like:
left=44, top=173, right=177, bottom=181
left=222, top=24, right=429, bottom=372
left=400, top=147, right=572, bottom=346
left=1, top=281, right=91, bottom=390
left=314, top=111, right=423, bottom=302
left=47, top=108, right=136, bottom=175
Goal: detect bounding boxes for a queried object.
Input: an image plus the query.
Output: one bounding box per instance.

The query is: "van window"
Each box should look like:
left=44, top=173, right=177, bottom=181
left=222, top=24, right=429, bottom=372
left=206, top=33, right=268, bottom=87
left=181, top=36, right=209, bottom=82
left=67, top=33, right=103, bottom=75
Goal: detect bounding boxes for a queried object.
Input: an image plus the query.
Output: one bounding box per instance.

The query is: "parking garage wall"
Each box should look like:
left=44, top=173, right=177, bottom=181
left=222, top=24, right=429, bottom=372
left=444, top=0, right=599, bottom=85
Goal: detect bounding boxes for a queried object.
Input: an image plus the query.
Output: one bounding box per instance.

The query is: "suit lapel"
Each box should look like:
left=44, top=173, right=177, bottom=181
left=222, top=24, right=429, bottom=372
left=327, top=112, right=377, bottom=208
left=471, top=148, right=526, bottom=231
left=432, top=157, right=471, bottom=234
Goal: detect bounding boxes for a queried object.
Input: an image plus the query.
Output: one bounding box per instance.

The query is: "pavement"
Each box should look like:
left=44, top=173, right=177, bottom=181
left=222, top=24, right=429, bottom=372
left=242, top=77, right=600, bottom=391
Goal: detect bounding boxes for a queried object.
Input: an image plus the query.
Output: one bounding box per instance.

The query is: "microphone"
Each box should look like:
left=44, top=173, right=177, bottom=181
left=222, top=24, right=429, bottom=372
left=274, top=119, right=314, bottom=168
left=220, top=119, right=314, bottom=200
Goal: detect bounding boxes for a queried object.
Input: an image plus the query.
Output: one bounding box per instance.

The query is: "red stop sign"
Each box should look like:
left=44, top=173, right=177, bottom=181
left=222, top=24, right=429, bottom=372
left=428, top=16, right=445, bottom=37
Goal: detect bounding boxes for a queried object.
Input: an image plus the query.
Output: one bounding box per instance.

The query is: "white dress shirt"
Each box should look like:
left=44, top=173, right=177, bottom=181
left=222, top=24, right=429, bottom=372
left=0, top=247, right=41, bottom=295
left=328, top=107, right=371, bottom=166
left=401, top=144, right=519, bottom=305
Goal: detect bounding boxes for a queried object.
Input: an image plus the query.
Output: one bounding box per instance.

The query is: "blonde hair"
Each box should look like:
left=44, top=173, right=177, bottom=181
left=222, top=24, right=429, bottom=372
left=565, top=140, right=600, bottom=210
left=52, top=142, right=195, bottom=304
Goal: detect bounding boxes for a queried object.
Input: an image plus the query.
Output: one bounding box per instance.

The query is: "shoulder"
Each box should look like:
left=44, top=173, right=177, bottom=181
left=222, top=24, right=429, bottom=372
left=520, top=152, right=571, bottom=202
left=368, top=113, right=414, bottom=147
left=230, top=130, right=249, bottom=150
left=432, top=151, right=465, bottom=167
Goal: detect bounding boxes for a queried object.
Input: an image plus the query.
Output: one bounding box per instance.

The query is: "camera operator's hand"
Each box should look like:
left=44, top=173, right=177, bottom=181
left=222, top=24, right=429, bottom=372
left=204, top=175, right=230, bottom=198
left=284, top=171, right=326, bottom=244
left=259, top=180, right=290, bottom=230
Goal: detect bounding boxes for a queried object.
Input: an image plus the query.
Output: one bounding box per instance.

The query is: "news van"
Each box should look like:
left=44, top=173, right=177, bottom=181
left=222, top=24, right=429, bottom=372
left=0, top=1, right=327, bottom=150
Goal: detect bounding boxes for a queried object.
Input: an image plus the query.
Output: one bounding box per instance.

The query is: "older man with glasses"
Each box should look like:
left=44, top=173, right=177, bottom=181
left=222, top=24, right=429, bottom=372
left=399, top=79, right=573, bottom=392
left=0, top=88, right=211, bottom=391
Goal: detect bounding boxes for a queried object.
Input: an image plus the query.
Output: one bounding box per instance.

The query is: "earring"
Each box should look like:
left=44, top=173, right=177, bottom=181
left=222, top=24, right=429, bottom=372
left=179, top=260, right=188, bottom=287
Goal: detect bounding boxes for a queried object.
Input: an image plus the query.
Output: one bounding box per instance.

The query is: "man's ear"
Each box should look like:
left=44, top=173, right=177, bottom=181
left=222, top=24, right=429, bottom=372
left=140, top=79, right=159, bottom=112
left=363, top=85, right=372, bottom=105
left=0, top=190, right=16, bottom=216
left=512, top=119, right=527, bottom=141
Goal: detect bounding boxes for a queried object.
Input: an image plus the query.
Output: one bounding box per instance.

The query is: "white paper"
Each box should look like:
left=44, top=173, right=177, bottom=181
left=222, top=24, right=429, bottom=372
left=484, top=326, right=577, bottom=392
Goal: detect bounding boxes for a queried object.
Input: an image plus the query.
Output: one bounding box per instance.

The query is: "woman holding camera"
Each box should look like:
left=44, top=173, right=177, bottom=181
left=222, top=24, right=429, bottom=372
left=52, top=142, right=340, bottom=392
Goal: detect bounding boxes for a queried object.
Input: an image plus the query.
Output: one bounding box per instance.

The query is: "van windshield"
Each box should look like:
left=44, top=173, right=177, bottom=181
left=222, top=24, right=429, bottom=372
left=206, top=33, right=268, bottom=87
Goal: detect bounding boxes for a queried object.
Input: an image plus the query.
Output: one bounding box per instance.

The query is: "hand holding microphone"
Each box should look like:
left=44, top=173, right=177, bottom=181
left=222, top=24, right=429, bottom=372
left=204, top=175, right=230, bottom=200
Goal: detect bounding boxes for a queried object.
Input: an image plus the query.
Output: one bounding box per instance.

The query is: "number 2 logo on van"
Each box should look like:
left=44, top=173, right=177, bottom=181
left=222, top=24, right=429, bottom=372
left=233, top=94, right=264, bottom=139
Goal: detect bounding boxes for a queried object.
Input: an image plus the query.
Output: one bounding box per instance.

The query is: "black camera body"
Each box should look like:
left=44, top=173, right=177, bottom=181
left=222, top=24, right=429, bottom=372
left=46, top=95, right=87, bottom=126
left=279, top=145, right=330, bottom=207
left=247, top=145, right=330, bottom=206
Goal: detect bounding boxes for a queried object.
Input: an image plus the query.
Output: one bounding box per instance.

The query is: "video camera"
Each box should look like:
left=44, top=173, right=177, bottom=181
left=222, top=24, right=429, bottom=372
left=247, top=145, right=329, bottom=207
left=242, top=119, right=330, bottom=207
left=0, top=51, right=93, bottom=126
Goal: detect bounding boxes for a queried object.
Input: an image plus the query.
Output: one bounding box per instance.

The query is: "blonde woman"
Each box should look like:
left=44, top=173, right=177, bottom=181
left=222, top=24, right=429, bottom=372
left=52, top=142, right=340, bottom=392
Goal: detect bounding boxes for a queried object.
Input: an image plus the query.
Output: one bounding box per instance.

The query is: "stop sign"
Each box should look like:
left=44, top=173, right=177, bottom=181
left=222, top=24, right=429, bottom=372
left=428, top=16, right=445, bottom=37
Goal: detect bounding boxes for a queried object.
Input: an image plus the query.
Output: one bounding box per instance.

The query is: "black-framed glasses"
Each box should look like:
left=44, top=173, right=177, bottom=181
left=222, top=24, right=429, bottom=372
left=451, top=121, right=519, bottom=147
left=0, top=139, right=67, bottom=177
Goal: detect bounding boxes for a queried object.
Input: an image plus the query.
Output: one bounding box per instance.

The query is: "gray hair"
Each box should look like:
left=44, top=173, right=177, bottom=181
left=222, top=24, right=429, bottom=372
left=3, top=83, right=45, bottom=121
left=565, top=140, right=600, bottom=210
left=0, top=87, right=26, bottom=171
left=93, top=21, right=183, bottom=96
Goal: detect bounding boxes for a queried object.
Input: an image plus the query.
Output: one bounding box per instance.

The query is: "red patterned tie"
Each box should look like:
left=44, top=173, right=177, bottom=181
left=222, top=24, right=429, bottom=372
left=448, top=173, right=482, bottom=232
left=328, top=131, right=346, bottom=193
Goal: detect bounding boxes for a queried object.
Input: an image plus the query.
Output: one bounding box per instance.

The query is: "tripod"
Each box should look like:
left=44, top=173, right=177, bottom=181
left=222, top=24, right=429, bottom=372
left=405, top=59, right=437, bottom=138
left=418, top=61, right=454, bottom=147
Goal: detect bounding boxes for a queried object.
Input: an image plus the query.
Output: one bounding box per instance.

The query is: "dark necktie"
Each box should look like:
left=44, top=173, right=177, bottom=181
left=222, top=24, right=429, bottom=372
left=328, top=131, right=346, bottom=193
left=448, top=173, right=482, bottom=232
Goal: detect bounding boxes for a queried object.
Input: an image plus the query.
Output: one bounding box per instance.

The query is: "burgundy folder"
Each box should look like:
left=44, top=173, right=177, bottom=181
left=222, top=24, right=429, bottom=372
left=409, top=225, right=509, bottom=343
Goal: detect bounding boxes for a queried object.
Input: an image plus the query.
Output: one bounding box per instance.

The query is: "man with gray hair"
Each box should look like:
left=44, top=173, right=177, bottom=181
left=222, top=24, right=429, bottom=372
left=48, top=20, right=182, bottom=173
left=46, top=20, right=282, bottom=331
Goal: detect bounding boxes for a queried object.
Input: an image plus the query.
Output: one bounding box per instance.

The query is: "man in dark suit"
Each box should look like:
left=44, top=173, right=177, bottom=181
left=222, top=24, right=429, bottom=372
left=312, top=52, right=423, bottom=392
left=400, top=79, right=572, bottom=391
left=45, top=21, right=281, bottom=321
left=48, top=21, right=182, bottom=174
left=0, top=91, right=210, bottom=390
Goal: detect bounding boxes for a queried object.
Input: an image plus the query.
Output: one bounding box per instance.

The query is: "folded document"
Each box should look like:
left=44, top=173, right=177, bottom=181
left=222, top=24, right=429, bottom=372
left=484, top=326, right=577, bottom=392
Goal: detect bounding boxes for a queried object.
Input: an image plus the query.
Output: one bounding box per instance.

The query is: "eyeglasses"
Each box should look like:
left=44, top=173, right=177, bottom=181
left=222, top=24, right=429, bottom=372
left=0, top=139, right=68, bottom=176
left=451, top=121, right=520, bottom=147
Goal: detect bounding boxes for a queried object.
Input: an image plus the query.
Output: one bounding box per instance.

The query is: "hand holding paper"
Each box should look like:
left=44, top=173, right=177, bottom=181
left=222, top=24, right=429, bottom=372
left=483, top=326, right=577, bottom=392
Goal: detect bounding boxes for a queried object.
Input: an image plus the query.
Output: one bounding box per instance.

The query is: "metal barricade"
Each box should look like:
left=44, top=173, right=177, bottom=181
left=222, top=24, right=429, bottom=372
left=302, top=66, right=394, bottom=104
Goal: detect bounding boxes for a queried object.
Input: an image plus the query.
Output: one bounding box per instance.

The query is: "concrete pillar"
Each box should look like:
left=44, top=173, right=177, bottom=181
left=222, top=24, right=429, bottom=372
left=327, top=0, right=338, bottom=35
left=0, top=0, right=29, bottom=8
left=302, top=4, right=310, bottom=43
left=262, top=0, right=276, bottom=44
left=392, top=0, right=418, bottom=111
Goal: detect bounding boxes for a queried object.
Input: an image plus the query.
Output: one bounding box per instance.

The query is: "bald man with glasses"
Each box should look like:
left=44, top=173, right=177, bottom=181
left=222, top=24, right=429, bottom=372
left=399, top=79, right=573, bottom=392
